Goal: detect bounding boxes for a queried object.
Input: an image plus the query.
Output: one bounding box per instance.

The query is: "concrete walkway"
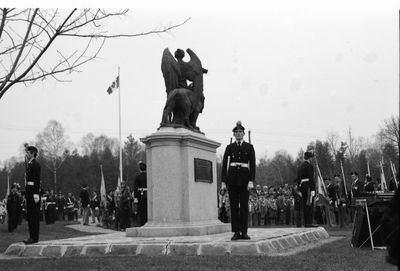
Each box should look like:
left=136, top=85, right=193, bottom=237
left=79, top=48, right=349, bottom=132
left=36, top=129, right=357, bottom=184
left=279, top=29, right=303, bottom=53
left=3, top=226, right=334, bottom=258
left=65, top=219, right=117, bottom=234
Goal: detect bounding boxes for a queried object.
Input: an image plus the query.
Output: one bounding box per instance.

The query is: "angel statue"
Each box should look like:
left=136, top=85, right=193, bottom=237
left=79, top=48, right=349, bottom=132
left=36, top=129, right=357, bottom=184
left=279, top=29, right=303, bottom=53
left=160, top=48, right=208, bottom=132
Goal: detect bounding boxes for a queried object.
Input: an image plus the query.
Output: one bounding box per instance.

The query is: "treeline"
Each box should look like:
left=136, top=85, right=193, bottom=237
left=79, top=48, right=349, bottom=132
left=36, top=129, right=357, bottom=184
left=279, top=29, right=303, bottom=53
left=234, top=116, right=399, bottom=189
left=0, top=120, right=145, bottom=198
left=1, top=116, right=399, bottom=198
left=253, top=138, right=398, bottom=189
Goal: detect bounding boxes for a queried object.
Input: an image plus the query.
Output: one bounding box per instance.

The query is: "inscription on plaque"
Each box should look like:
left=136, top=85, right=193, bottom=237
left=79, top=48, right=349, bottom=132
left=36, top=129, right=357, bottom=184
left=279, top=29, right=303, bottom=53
left=194, top=158, right=213, bottom=183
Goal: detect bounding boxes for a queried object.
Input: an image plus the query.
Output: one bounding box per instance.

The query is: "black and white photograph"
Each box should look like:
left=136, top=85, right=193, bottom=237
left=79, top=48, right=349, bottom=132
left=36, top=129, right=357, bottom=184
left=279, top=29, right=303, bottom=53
left=0, top=1, right=399, bottom=270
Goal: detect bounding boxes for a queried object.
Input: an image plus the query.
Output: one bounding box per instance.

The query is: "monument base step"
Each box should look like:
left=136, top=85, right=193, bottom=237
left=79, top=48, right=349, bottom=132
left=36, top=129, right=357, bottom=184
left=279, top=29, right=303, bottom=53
left=4, top=227, right=332, bottom=258
left=126, top=220, right=231, bottom=237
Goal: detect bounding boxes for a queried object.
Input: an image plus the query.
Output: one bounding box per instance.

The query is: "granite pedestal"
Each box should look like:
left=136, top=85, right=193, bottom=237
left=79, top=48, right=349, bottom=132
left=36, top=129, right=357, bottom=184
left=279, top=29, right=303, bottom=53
left=126, top=127, right=230, bottom=237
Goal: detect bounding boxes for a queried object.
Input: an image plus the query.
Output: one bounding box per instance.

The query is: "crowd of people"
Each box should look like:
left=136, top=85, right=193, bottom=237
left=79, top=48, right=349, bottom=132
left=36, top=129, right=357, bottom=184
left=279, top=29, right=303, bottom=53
left=1, top=162, right=149, bottom=233
left=0, top=183, right=148, bottom=232
left=219, top=184, right=297, bottom=226
left=218, top=171, right=399, bottom=229
left=2, top=167, right=398, bottom=234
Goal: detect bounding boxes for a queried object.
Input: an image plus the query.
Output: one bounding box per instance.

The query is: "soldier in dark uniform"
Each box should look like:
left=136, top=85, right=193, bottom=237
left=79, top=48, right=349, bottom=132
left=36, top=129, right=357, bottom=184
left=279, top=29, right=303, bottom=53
left=297, top=151, right=316, bottom=227
left=46, top=189, right=57, bottom=224
left=221, top=121, right=256, bottom=240
left=118, top=181, right=131, bottom=231
left=56, top=192, right=66, bottom=220
left=292, top=179, right=303, bottom=227
left=23, top=146, right=41, bottom=244
left=364, top=175, right=376, bottom=192
left=350, top=171, right=364, bottom=197
left=7, top=183, right=22, bottom=232
left=134, top=161, right=147, bottom=226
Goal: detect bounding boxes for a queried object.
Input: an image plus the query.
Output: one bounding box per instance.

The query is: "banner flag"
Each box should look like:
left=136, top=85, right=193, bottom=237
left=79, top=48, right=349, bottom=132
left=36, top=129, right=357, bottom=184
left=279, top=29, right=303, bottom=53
left=107, top=76, right=119, bottom=94
left=100, top=165, right=107, bottom=206
left=5, top=175, right=10, bottom=199
left=380, top=160, right=388, bottom=191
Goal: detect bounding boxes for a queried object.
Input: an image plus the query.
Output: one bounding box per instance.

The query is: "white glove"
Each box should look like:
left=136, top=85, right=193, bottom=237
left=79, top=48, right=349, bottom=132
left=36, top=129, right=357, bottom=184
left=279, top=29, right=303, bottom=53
left=221, top=182, right=227, bottom=190
left=33, top=194, right=40, bottom=203
left=134, top=198, right=138, bottom=203
left=247, top=181, right=254, bottom=190
left=310, top=191, right=315, bottom=197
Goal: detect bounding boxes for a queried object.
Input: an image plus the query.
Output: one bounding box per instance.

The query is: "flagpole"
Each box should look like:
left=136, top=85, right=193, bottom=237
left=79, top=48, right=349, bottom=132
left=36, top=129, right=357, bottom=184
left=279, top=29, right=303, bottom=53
left=118, top=67, right=123, bottom=186
left=340, top=160, right=348, bottom=198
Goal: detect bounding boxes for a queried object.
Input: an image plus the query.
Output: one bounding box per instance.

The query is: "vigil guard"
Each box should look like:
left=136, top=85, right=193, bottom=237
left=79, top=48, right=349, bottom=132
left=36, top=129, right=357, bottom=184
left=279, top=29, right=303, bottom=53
left=221, top=121, right=256, bottom=240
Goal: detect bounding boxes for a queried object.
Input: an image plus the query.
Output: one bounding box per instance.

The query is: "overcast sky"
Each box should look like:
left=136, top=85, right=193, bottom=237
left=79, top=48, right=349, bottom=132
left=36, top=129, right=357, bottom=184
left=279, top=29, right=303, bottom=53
left=1, top=1, right=399, bottom=164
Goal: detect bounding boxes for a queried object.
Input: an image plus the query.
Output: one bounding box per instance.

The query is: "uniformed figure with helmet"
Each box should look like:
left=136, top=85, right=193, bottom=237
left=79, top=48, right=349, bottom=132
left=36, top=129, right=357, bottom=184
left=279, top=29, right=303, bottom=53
left=297, top=151, right=316, bottom=227
left=24, top=146, right=41, bottom=244
left=221, top=121, right=256, bottom=240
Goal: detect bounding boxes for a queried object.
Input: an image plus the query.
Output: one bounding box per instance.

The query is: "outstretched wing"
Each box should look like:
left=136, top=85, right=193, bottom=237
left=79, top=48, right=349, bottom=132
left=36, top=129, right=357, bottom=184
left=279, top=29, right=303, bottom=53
left=161, top=48, right=181, bottom=94
left=186, top=48, right=202, bottom=73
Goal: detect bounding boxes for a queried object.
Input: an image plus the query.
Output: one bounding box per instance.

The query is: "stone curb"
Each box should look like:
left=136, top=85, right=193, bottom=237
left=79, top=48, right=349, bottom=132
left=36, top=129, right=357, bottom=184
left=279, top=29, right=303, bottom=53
left=4, top=227, right=330, bottom=258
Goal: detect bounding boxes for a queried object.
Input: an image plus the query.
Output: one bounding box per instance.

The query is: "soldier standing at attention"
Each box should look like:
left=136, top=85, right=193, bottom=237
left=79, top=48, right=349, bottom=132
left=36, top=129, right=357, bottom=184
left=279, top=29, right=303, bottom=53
left=134, top=161, right=148, bottom=226
left=221, top=121, right=256, bottom=240
left=297, top=151, right=316, bottom=227
left=23, top=146, right=41, bottom=244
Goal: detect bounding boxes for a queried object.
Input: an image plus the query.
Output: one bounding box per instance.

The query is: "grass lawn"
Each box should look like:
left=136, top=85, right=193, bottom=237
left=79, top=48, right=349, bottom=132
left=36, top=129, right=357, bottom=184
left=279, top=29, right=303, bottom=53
left=0, top=222, right=397, bottom=271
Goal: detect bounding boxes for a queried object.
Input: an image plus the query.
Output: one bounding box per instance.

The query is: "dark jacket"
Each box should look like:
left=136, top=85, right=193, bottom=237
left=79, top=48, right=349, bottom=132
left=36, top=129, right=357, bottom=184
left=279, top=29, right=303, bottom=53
left=134, top=171, right=147, bottom=197
left=80, top=189, right=90, bottom=207
left=297, top=160, right=315, bottom=192
left=25, top=158, right=41, bottom=197
left=90, top=196, right=100, bottom=209
left=351, top=179, right=365, bottom=197
left=221, top=141, right=256, bottom=187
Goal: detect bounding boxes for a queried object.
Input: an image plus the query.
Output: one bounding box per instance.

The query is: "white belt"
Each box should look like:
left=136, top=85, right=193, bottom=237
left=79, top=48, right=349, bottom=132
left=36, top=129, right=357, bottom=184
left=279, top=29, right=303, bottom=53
left=230, top=162, right=249, bottom=168
left=300, top=178, right=309, bottom=184
left=27, top=181, right=34, bottom=186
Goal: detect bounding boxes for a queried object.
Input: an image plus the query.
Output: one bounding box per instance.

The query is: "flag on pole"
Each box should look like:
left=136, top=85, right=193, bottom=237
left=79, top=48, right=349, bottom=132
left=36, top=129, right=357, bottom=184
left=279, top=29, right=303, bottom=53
left=100, top=165, right=107, bottom=207
left=5, top=175, right=10, bottom=199
left=107, top=76, right=119, bottom=94
left=315, top=160, right=329, bottom=205
left=390, top=160, right=398, bottom=189
left=380, top=160, right=388, bottom=191
left=117, top=176, right=121, bottom=188
left=316, top=174, right=328, bottom=203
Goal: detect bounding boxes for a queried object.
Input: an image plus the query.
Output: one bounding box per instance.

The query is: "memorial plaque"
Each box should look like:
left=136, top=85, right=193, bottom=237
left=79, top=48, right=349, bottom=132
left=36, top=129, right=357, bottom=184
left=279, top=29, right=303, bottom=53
left=194, top=158, right=213, bottom=183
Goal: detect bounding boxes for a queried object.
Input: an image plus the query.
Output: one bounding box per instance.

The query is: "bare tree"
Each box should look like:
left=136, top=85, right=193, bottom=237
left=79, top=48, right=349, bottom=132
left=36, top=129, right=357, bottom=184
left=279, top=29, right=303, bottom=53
left=346, top=126, right=364, bottom=165
left=0, top=8, right=190, bottom=99
left=378, top=115, right=399, bottom=154
left=80, top=133, right=119, bottom=156
left=326, top=131, right=340, bottom=158
left=35, top=120, right=70, bottom=191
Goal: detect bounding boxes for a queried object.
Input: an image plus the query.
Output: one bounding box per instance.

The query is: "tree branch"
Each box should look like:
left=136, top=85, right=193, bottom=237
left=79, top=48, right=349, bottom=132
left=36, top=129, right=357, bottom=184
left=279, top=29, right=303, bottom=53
left=0, top=9, right=38, bottom=98
left=60, top=17, right=191, bottom=38
left=0, top=9, right=190, bottom=100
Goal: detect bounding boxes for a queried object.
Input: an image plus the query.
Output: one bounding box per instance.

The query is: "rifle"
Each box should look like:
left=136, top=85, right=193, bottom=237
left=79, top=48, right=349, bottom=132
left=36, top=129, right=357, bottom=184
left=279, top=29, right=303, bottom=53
left=306, top=187, right=312, bottom=206
left=248, top=130, right=251, bottom=144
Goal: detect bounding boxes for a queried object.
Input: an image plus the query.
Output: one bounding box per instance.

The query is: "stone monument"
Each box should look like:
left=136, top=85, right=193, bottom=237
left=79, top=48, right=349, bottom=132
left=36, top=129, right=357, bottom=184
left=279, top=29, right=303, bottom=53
left=126, top=48, right=229, bottom=237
